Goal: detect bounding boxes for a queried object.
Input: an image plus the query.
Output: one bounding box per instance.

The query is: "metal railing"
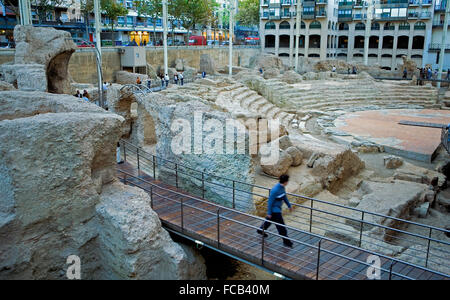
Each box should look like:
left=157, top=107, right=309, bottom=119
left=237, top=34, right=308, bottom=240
left=120, top=140, right=450, bottom=276
left=117, top=166, right=450, bottom=280
left=442, top=127, right=450, bottom=154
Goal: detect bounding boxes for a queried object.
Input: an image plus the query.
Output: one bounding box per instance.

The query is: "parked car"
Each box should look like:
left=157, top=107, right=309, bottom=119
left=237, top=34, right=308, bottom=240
left=221, top=41, right=229, bottom=46
left=188, top=36, right=206, bottom=46
left=73, top=39, right=94, bottom=48
left=174, top=40, right=186, bottom=46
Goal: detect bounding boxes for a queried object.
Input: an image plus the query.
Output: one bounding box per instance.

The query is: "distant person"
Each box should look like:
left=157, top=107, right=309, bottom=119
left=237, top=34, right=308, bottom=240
left=332, top=65, right=336, bottom=72
left=164, top=73, right=169, bottom=87
left=160, top=75, right=165, bottom=88
left=202, top=71, right=206, bottom=78
left=74, top=90, right=82, bottom=98
left=174, top=73, right=178, bottom=85
left=147, top=78, right=151, bottom=89
left=403, top=68, right=407, bottom=79
left=136, top=77, right=142, bottom=85
left=179, top=72, right=184, bottom=86
left=447, top=69, right=450, bottom=80
left=352, top=66, right=357, bottom=74
left=427, top=68, right=432, bottom=80
left=82, top=90, right=90, bottom=102
left=257, top=175, right=293, bottom=248
left=347, top=67, right=351, bottom=75
left=259, top=68, right=263, bottom=74
left=434, top=69, right=438, bottom=79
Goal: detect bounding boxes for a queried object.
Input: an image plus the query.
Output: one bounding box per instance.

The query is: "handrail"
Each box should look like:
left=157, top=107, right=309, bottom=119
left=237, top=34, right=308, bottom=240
left=120, top=139, right=450, bottom=235
left=118, top=169, right=450, bottom=280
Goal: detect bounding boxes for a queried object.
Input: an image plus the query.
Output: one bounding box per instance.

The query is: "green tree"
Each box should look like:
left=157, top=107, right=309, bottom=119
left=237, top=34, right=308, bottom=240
left=236, top=0, right=259, bottom=27
left=178, top=0, right=217, bottom=42
left=134, top=0, right=162, bottom=44
left=79, top=0, right=94, bottom=40
left=101, top=0, right=128, bottom=34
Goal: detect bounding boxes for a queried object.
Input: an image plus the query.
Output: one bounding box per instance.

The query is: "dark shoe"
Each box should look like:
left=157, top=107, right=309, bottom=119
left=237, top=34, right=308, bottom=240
left=283, top=241, right=293, bottom=248
left=118, top=161, right=124, bottom=164
left=257, top=230, right=268, bottom=238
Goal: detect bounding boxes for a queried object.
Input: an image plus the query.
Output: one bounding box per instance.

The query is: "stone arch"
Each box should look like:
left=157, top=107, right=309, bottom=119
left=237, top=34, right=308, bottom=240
left=371, top=22, right=380, bottom=30
left=294, top=21, right=306, bottom=29
left=383, top=36, right=394, bottom=49
left=338, top=36, right=348, bottom=48
left=279, top=35, right=290, bottom=48
left=369, top=36, right=379, bottom=48
left=265, top=22, right=276, bottom=30
left=355, top=22, right=365, bottom=31
left=339, top=23, right=349, bottom=31
left=279, top=21, right=290, bottom=30
left=398, top=36, right=409, bottom=49
left=354, top=35, right=365, bottom=48
left=414, top=21, right=426, bottom=30
left=46, top=50, right=75, bottom=94
left=310, top=21, right=321, bottom=29
left=309, top=35, right=321, bottom=48
left=412, top=36, right=424, bottom=49
left=265, top=35, right=276, bottom=48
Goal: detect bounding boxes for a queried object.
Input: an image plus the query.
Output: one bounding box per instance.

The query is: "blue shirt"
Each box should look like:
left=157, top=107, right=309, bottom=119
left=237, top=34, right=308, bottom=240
left=267, top=183, right=291, bottom=215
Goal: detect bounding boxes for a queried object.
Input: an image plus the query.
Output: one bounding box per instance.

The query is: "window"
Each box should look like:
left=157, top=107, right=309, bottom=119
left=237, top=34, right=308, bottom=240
left=279, top=21, right=290, bottom=29
left=371, top=22, right=380, bottom=30
left=265, top=22, right=276, bottom=30
left=355, top=22, right=365, bottom=30
left=414, top=21, right=426, bottom=30
left=310, top=21, right=321, bottom=29
left=399, top=22, right=410, bottom=30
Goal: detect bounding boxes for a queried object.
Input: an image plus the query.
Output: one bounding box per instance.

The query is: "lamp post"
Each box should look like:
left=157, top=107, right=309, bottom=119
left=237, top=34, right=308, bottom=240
left=163, top=0, right=169, bottom=77
left=437, top=0, right=450, bottom=89
left=19, top=0, right=32, bottom=25
left=363, top=0, right=373, bottom=66
left=229, top=0, right=236, bottom=77
left=94, top=0, right=103, bottom=108
left=295, top=0, right=302, bottom=72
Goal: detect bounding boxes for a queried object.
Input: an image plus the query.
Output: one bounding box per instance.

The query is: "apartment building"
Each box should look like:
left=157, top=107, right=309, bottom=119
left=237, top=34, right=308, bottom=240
left=260, top=0, right=450, bottom=71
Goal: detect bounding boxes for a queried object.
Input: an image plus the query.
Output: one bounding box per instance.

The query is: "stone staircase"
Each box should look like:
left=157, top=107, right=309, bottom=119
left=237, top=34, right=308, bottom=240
left=216, top=83, right=297, bottom=127
left=257, top=78, right=440, bottom=113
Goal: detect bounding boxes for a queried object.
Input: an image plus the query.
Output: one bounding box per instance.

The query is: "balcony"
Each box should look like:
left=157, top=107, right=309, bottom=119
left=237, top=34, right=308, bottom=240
left=408, top=12, right=419, bottom=18
left=419, top=11, right=431, bottom=19
left=269, top=1, right=281, bottom=8
left=261, top=12, right=269, bottom=19
left=316, top=10, right=327, bottom=17
left=281, top=11, right=292, bottom=18
left=422, top=0, right=432, bottom=5
left=269, top=14, right=281, bottom=20
left=409, top=0, right=420, bottom=6
left=262, top=0, right=269, bottom=6
left=338, top=14, right=353, bottom=21
left=435, top=3, right=446, bottom=11
left=374, top=13, right=408, bottom=21
left=429, top=43, right=450, bottom=50
left=339, top=1, right=354, bottom=9
left=302, top=11, right=316, bottom=20
left=353, top=13, right=367, bottom=20
left=281, top=0, right=292, bottom=5
left=316, top=0, right=328, bottom=5
left=353, top=1, right=367, bottom=8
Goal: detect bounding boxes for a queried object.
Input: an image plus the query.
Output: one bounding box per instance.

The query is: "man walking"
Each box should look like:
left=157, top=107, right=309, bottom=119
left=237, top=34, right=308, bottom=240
left=257, top=175, right=294, bottom=248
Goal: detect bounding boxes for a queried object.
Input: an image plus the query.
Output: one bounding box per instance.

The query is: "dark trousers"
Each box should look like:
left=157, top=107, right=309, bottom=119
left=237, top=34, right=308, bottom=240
left=260, top=213, right=291, bottom=244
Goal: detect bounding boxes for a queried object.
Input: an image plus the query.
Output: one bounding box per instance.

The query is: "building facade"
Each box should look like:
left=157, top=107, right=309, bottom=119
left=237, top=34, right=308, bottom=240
left=260, top=0, right=450, bottom=71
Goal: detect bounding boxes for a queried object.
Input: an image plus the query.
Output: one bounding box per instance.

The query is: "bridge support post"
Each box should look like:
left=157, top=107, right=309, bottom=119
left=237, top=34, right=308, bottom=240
left=359, top=211, right=365, bottom=247
left=137, top=148, right=140, bottom=172
left=175, top=164, right=179, bottom=188
left=202, top=172, right=205, bottom=199
left=153, top=155, right=156, bottom=179
left=309, top=201, right=314, bottom=233
left=389, top=260, right=396, bottom=280
left=181, top=197, right=184, bottom=233
left=150, top=185, right=153, bottom=209
left=261, top=229, right=265, bottom=266
left=425, top=228, right=432, bottom=268
left=316, top=239, right=323, bottom=280
left=217, top=209, right=220, bottom=248
left=232, top=181, right=235, bottom=209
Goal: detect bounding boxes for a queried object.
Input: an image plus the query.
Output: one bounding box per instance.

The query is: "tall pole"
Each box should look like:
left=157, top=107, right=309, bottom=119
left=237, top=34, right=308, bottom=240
left=163, top=0, right=169, bottom=77
left=437, top=0, right=450, bottom=89
left=363, top=0, right=373, bottom=66
left=19, top=0, right=32, bottom=25
left=295, top=0, right=302, bottom=72
left=94, top=0, right=103, bottom=108
left=229, top=0, right=234, bottom=77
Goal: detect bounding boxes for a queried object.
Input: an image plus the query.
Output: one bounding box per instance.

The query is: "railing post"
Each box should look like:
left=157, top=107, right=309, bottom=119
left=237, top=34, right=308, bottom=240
left=261, top=229, right=265, bottom=266
left=389, top=260, right=396, bottom=280
left=202, top=172, right=205, bottom=199
left=316, top=239, right=323, bottom=280
left=175, top=163, right=179, bottom=188
left=150, top=185, right=153, bottom=209
left=309, top=200, right=314, bottom=233
left=152, top=155, right=156, bottom=179
left=217, top=209, right=220, bottom=248
left=181, top=197, right=184, bottom=233
left=232, top=181, right=236, bottom=209
left=137, top=148, right=140, bottom=172
left=359, top=211, right=365, bottom=247
left=425, top=228, right=432, bottom=268
left=123, top=143, right=126, bottom=162
left=123, top=173, right=127, bottom=185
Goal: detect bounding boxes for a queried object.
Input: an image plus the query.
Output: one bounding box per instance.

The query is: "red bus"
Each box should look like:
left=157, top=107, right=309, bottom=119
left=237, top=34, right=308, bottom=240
left=188, top=36, right=206, bottom=46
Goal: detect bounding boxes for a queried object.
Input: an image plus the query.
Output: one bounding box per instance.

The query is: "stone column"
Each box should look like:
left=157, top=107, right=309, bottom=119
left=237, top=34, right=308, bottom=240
left=391, top=25, right=399, bottom=70
left=407, top=25, right=414, bottom=59
left=289, top=22, right=294, bottom=68
left=320, top=25, right=327, bottom=60
left=378, top=24, right=384, bottom=65
left=347, top=23, right=355, bottom=62
left=275, top=30, right=280, bottom=56
left=305, top=32, right=310, bottom=58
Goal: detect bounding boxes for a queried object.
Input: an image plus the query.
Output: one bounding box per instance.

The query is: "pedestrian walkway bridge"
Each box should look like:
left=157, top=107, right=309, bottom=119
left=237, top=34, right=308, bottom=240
left=117, top=141, right=450, bottom=280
